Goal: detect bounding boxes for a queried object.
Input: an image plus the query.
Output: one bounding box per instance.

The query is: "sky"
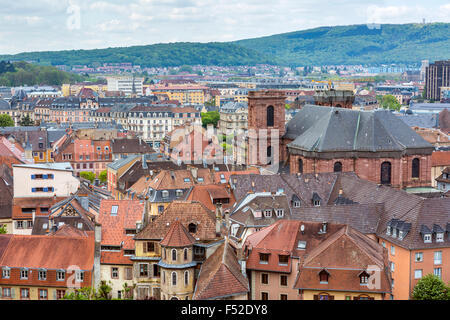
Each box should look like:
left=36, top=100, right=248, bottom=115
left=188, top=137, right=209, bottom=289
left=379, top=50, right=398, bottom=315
left=1, top=0, right=449, bottom=54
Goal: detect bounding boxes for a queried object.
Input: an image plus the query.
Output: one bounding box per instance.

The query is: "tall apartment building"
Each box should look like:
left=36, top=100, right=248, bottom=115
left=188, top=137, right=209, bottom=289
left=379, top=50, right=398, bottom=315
left=426, top=60, right=450, bottom=101
left=107, top=77, right=144, bottom=96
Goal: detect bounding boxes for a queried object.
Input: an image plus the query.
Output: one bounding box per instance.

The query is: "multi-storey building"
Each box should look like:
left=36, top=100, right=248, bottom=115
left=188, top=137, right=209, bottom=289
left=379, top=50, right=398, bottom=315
left=107, top=77, right=144, bottom=96
left=426, top=60, right=450, bottom=101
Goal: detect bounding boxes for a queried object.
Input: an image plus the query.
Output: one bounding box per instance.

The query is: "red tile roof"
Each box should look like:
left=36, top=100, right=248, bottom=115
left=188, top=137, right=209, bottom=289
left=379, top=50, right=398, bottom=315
left=101, top=250, right=133, bottom=265
left=185, top=184, right=235, bottom=211
left=193, top=239, right=249, bottom=300
left=160, top=219, right=195, bottom=247
left=0, top=233, right=94, bottom=270
left=432, top=151, right=450, bottom=166
left=98, top=199, right=144, bottom=249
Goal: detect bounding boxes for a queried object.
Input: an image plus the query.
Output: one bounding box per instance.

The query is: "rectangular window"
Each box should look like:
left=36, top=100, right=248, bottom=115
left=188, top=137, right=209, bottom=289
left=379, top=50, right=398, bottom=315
left=56, top=290, right=66, bottom=300
left=264, top=210, right=272, bottom=218
left=280, top=294, right=288, bottom=301
left=390, top=262, right=395, bottom=272
left=39, top=289, right=48, bottom=300
left=261, top=292, right=269, bottom=300
left=2, top=267, right=10, bottom=279
left=20, top=269, right=28, bottom=279
left=110, top=205, right=119, bottom=216
left=21, top=288, right=30, bottom=299
left=414, top=269, right=423, bottom=279
left=139, top=264, right=149, bottom=277
left=56, top=270, right=65, bottom=281
left=75, top=270, right=84, bottom=282
left=434, top=268, right=442, bottom=279
left=125, top=267, right=133, bottom=280
left=434, top=251, right=442, bottom=265
left=111, top=267, right=119, bottom=279
left=278, top=255, right=289, bottom=266
left=38, top=270, right=47, bottom=280
left=280, top=275, right=288, bottom=287
left=3, top=287, right=11, bottom=298
left=261, top=273, right=269, bottom=285
left=415, top=252, right=423, bottom=262
left=259, top=253, right=270, bottom=264
left=390, top=245, right=395, bottom=255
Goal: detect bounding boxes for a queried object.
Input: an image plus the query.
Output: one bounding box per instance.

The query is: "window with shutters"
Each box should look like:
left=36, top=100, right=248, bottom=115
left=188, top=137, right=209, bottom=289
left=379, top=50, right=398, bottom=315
left=125, top=267, right=133, bottom=280
left=2, top=287, right=11, bottom=298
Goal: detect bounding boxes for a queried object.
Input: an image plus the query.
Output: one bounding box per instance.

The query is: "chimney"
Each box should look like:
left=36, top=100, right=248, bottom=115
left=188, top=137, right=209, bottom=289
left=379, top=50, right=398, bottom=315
left=240, top=260, right=247, bottom=276
left=215, top=203, right=223, bottom=236
left=32, top=210, right=36, bottom=225
left=191, top=167, right=198, bottom=180
left=224, top=210, right=230, bottom=231
left=93, top=223, right=102, bottom=289
left=321, top=221, right=328, bottom=234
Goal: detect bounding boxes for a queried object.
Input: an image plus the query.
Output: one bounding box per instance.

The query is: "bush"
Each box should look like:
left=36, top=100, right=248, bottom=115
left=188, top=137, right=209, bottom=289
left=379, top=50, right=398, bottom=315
left=0, top=114, right=14, bottom=127
left=99, top=170, right=107, bottom=183
left=412, top=274, right=450, bottom=300
left=79, top=171, right=95, bottom=183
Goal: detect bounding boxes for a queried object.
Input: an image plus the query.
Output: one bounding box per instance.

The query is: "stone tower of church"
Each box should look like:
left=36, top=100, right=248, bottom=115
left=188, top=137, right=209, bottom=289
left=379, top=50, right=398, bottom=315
left=247, top=90, right=286, bottom=166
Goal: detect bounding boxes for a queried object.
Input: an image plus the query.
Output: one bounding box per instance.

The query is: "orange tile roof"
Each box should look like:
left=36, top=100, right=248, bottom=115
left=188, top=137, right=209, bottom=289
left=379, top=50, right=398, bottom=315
left=101, top=250, right=133, bottom=265
left=186, top=184, right=235, bottom=211
left=98, top=199, right=144, bottom=248
left=193, top=240, right=249, bottom=300
left=432, top=151, right=450, bottom=167
left=0, top=234, right=94, bottom=270
left=160, top=219, right=196, bottom=247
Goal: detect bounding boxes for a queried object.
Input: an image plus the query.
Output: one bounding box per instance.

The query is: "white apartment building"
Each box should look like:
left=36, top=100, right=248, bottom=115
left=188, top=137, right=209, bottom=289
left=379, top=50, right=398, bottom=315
left=107, top=77, right=144, bottom=96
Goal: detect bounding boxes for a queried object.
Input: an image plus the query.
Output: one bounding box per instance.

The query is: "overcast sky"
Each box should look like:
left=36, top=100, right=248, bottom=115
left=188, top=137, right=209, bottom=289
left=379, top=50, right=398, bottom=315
left=1, top=0, right=449, bottom=54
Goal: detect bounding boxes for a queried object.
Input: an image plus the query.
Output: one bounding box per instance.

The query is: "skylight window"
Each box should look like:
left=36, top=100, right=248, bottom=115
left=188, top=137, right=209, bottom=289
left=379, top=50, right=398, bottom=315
left=111, top=205, right=119, bottom=216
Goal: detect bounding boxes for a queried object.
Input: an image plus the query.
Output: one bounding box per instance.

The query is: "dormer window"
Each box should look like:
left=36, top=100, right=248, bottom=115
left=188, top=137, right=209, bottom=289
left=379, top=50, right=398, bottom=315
left=398, top=230, right=404, bottom=240
left=264, top=210, right=272, bottom=218
left=319, top=270, right=329, bottom=284
left=424, top=234, right=432, bottom=243
left=314, top=200, right=320, bottom=207
left=359, top=271, right=370, bottom=285
left=293, top=201, right=301, bottom=208
left=259, top=253, right=270, bottom=264
left=436, top=233, right=444, bottom=243
left=278, top=255, right=289, bottom=266
left=162, top=190, right=169, bottom=198
left=276, top=209, right=284, bottom=218
left=392, top=228, right=397, bottom=238
left=386, top=226, right=391, bottom=235
left=176, top=190, right=183, bottom=197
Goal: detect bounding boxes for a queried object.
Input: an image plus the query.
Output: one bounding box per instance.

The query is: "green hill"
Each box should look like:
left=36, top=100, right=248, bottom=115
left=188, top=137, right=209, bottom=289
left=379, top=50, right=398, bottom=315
left=0, top=43, right=272, bottom=68
left=0, top=23, right=449, bottom=67
left=0, top=61, right=86, bottom=86
left=234, top=23, right=450, bottom=66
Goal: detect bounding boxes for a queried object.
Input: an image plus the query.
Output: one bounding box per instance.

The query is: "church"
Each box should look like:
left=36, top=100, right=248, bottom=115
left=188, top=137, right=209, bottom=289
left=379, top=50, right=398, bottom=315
left=246, top=90, right=434, bottom=189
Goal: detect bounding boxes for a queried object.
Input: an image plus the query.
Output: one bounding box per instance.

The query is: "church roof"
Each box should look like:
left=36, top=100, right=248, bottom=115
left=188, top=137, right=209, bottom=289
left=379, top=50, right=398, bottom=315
left=285, top=105, right=433, bottom=154
left=160, top=219, right=196, bottom=247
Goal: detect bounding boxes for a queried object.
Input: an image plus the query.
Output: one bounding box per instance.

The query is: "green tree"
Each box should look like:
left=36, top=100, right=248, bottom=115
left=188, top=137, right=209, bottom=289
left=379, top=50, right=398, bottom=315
left=0, top=114, right=14, bottom=127
left=380, top=94, right=402, bottom=111
left=99, top=170, right=107, bottom=184
left=0, top=224, right=7, bottom=234
left=97, top=281, right=113, bottom=300
left=19, top=114, right=34, bottom=126
left=201, top=111, right=220, bottom=128
left=79, top=171, right=95, bottom=183
left=412, top=274, right=450, bottom=300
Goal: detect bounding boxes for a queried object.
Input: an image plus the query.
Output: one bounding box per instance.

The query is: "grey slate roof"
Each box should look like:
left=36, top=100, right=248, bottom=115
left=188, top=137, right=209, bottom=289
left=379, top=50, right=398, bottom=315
left=285, top=105, right=433, bottom=154
left=220, top=102, right=248, bottom=113
left=396, top=113, right=439, bottom=129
